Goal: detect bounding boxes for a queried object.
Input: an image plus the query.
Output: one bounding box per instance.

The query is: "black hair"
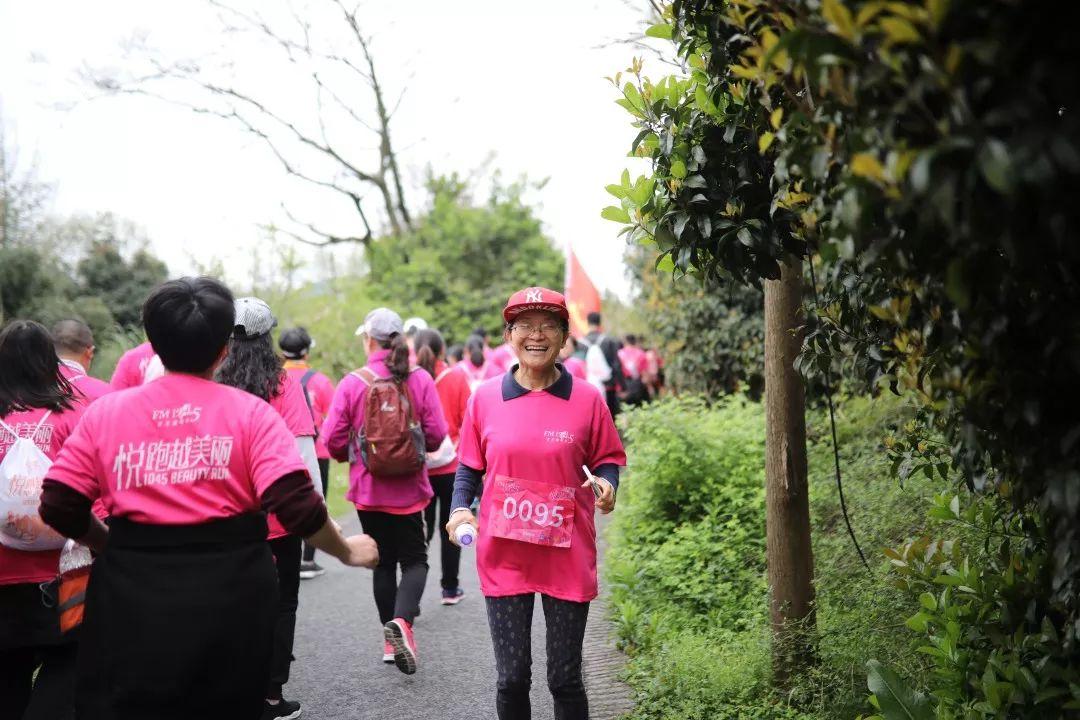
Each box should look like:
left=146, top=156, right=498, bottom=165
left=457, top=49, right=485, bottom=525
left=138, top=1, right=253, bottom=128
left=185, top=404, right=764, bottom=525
left=52, top=319, right=94, bottom=356
left=472, top=327, right=488, bottom=339
left=626, top=334, right=638, bottom=346
left=0, top=320, right=76, bottom=417
left=587, top=311, right=602, bottom=326
left=378, top=333, right=410, bottom=383
left=447, top=344, right=464, bottom=364
left=215, top=333, right=285, bottom=402
left=143, top=277, right=235, bottom=374
left=278, top=326, right=312, bottom=358
left=413, top=328, right=446, bottom=379
left=464, top=334, right=486, bottom=367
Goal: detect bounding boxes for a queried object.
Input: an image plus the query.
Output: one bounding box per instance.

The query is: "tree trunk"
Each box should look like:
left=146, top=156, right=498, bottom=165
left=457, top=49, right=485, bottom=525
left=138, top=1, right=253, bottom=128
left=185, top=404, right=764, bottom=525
left=763, top=256, right=816, bottom=686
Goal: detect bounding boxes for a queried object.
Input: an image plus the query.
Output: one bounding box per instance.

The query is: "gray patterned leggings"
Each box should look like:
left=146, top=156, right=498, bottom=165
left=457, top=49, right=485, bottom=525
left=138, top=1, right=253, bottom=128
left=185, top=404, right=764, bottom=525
left=485, top=593, right=591, bottom=720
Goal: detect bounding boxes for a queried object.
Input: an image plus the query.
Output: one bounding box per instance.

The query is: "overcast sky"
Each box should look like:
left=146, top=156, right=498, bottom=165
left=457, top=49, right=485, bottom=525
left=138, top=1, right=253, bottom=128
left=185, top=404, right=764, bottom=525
left=0, top=0, right=658, bottom=298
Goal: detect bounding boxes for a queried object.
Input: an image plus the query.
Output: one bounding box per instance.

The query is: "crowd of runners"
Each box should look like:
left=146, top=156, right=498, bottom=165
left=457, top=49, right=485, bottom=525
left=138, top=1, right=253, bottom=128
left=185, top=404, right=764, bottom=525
left=0, top=276, right=661, bottom=720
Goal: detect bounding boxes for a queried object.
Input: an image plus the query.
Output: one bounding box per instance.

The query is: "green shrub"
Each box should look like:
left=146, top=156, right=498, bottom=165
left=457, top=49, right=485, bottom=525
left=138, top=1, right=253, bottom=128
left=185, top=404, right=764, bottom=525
left=869, top=493, right=1079, bottom=719
left=609, top=393, right=939, bottom=718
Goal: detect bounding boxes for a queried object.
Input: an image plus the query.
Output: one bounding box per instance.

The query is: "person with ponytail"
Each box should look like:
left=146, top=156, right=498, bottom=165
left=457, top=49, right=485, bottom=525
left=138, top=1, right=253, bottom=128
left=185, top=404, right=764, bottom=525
left=460, top=334, right=503, bottom=391
left=215, top=297, right=322, bottom=720
left=413, top=329, right=471, bottom=605
left=322, top=308, right=447, bottom=674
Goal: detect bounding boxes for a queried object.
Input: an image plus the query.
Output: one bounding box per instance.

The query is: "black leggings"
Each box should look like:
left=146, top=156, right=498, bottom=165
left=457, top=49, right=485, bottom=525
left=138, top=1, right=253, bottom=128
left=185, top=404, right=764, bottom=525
left=486, top=593, right=590, bottom=720
left=268, top=535, right=302, bottom=700
left=0, top=580, right=76, bottom=720
left=356, top=510, right=428, bottom=625
left=424, top=472, right=461, bottom=589
left=302, top=458, right=331, bottom=563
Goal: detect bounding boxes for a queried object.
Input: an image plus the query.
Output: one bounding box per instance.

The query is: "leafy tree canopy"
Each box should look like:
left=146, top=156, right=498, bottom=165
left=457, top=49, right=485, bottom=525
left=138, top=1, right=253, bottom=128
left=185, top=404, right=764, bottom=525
left=366, top=174, right=564, bottom=344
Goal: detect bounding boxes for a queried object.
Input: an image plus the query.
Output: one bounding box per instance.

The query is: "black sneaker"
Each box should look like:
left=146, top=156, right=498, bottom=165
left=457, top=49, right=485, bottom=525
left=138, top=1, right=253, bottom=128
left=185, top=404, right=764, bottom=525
left=261, top=699, right=302, bottom=719
left=441, top=587, right=465, bottom=605
left=298, top=561, right=325, bottom=580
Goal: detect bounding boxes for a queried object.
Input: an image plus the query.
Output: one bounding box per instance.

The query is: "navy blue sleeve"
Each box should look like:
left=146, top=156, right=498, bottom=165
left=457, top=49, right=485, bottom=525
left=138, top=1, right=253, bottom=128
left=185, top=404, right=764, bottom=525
left=594, top=463, right=621, bottom=493
left=451, top=463, right=484, bottom=509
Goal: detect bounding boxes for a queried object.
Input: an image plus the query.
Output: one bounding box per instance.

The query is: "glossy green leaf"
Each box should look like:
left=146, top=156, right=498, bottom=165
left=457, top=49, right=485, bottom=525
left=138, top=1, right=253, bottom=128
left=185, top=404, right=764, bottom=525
left=867, top=661, right=935, bottom=720
left=645, top=23, right=673, bottom=40
left=601, top=206, right=631, bottom=223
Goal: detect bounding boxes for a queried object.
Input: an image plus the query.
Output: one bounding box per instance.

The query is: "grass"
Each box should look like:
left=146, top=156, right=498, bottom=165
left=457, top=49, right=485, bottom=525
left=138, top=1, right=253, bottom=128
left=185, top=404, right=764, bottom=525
left=605, top=393, right=938, bottom=719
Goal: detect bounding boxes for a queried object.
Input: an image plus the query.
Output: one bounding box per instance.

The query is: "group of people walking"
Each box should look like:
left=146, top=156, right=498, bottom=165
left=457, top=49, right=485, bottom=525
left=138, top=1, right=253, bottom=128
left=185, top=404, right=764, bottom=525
left=1, top=277, right=626, bottom=720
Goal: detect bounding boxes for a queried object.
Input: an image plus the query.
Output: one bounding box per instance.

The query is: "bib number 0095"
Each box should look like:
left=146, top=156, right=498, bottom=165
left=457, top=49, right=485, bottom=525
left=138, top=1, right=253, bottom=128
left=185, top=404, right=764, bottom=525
left=501, top=496, right=565, bottom=528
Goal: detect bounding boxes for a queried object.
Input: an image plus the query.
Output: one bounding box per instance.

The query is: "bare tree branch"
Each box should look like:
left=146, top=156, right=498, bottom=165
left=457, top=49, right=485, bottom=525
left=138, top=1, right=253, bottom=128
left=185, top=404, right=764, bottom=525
left=275, top=202, right=372, bottom=246
left=82, top=0, right=414, bottom=246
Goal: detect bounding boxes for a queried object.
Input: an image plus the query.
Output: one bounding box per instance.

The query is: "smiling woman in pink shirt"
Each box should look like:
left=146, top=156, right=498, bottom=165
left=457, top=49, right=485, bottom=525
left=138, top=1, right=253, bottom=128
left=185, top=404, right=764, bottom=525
left=322, top=307, right=447, bottom=675
left=445, top=287, right=626, bottom=720
left=38, top=277, right=377, bottom=720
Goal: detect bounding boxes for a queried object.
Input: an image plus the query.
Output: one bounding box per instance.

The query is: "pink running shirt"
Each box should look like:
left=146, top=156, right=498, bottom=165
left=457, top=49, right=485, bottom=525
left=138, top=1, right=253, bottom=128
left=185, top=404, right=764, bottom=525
left=0, top=404, right=87, bottom=585
left=618, top=346, right=647, bottom=379
left=48, top=374, right=307, bottom=526
left=283, top=362, right=336, bottom=459
left=60, top=360, right=112, bottom=404
left=322, top=349, right=446, bottom=513
left=563, top=356, right=587, bottom=380
left=457, top=369, right=626, bottom=602
left=110, top=342, right=159, bottom=390
left=265, top=373, right=317, bottom=539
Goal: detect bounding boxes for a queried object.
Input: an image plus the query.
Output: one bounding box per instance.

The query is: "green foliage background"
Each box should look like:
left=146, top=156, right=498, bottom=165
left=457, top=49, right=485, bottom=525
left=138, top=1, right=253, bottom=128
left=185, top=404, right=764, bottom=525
left=608, top=394, right=941, bottom=719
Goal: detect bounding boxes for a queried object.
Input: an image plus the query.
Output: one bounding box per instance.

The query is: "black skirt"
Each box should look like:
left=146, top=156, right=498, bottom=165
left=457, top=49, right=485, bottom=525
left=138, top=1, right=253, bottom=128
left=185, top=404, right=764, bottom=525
left=76, top=514, right=278, bottom=720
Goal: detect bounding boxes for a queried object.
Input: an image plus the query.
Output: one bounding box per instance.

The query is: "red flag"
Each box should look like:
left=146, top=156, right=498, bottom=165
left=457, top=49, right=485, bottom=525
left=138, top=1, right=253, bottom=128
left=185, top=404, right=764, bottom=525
left=565, top=248, right=601, bottom=338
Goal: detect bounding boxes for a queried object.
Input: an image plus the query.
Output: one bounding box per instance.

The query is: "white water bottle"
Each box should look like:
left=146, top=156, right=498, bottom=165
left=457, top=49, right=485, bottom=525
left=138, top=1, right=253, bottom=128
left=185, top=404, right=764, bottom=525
left=454, top=523, right=477, bottom=547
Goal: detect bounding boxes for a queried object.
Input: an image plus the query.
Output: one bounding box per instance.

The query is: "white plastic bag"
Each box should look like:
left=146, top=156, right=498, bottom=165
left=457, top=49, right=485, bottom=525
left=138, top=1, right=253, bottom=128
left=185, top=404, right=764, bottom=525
left=0, top=412, right=66, bottom=551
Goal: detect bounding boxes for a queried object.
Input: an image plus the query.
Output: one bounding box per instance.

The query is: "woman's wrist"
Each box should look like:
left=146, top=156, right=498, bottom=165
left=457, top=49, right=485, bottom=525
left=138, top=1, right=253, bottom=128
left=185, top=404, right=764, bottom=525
left=449, top=507, right=473, bottom=519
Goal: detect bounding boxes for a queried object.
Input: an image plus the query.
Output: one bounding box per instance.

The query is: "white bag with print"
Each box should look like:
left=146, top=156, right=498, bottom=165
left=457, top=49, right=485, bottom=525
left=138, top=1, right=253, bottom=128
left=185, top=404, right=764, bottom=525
left=0, top=412, right=66, bottom=551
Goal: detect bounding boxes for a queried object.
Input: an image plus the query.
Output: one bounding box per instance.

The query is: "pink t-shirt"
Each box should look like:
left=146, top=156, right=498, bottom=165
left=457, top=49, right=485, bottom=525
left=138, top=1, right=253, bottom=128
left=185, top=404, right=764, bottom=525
left=322, top=350, right=447, bottom=513
left=265, top=373, right=317, bottom=539
left=284, top=362, right=336, bottom=459
left=563, top=357, right=587, bottom=380
left=48, top=374, right=307, bottom=526
left=110, top=342, right=159, bottom=390
left=60, top=360, right=113, bottom=404
left=489, top=344, right=517, bottom=373
left=0, top=404, right=87, bottom=585
left=457, top=372, right=626, bottom=602
left=618, top=346, right=647, bottom=379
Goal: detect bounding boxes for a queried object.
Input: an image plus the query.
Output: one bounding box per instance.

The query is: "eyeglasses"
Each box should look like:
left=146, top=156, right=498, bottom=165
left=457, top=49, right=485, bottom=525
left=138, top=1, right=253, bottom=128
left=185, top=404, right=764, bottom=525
left=511, top=322, right=563, bottom=337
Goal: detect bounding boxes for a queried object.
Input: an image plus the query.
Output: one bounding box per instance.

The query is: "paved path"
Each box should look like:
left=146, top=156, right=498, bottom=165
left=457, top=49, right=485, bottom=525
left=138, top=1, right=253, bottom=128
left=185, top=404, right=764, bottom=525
left=287, top=513, right=634, bottom=719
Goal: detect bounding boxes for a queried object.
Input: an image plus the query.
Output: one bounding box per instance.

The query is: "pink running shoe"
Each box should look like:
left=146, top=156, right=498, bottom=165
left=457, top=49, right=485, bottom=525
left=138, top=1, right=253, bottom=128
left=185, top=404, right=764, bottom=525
left=382, top=640, right=395, bottom=664
left=383, top=618, right=418, bottom=675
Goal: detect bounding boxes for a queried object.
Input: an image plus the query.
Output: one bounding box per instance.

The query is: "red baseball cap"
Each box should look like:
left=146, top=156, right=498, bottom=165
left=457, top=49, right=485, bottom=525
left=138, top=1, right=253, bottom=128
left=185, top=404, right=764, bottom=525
left=503, top=287, right=570, bottom=323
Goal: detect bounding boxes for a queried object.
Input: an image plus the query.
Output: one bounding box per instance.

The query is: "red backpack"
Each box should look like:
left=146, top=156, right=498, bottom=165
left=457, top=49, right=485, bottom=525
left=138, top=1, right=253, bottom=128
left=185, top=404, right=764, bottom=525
left=351, top=367, right=426, bottom=476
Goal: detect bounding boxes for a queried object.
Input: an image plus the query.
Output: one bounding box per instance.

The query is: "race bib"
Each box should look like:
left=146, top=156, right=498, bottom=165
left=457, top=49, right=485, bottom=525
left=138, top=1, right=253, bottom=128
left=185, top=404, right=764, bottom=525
left=487, top=474, right=576, bottom=548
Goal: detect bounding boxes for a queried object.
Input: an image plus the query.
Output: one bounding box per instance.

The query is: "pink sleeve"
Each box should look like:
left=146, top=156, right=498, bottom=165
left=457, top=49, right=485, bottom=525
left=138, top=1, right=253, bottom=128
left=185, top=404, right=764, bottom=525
left=46, top=406, right=103, bottom=501
left=413, top=371, right=448, bottom=451
left=588, top=393, right=627, bottom=468
left=247, top=402, right=309, bottom=498
left=50, top=404, right=87, bottom=453
left=110, top=351, right=139, bottom=390
left=274, top=376, right=316, bottom=437
left=321, top=373, right=361, bottom=462
left=456, top=393, right=485, bottom=470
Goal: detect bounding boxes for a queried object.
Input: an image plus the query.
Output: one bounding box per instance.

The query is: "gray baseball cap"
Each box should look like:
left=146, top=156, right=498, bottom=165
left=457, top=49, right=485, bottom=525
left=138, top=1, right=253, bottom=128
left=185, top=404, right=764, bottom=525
left=233, top=297, right=277, bottom=339
left=355, top=307, right=404, bottom=341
